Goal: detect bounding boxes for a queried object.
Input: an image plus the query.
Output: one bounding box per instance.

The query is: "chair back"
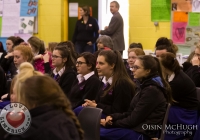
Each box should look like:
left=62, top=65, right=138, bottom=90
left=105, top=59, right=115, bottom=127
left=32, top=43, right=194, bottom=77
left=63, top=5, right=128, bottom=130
left=160, top=103, right=171, bottom=140
left=196, top=87, right=200, bottom=102
left=78, top=107, right=102, bottom=140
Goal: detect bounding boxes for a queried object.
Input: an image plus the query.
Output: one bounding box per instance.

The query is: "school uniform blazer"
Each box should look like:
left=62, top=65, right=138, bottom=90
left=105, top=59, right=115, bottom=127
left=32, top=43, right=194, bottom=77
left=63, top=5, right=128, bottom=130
left=100, top=12, right=125, bottom=51
left=95, top=78, right=135, bottom=115
left=0, top=66, right=7, bottom=96
left=69, top=74, right=101, bottom=109
left=184, top=65, right=200, bottom=87
left=50, top=67, right=76, bottom=97
left=0, top=56, right=17, bottom=78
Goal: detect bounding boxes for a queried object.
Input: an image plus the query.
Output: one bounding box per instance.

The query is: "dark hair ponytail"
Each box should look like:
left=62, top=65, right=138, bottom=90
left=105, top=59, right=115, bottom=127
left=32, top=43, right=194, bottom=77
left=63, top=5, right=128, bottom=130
left=98, top=50, right=135, bottom=96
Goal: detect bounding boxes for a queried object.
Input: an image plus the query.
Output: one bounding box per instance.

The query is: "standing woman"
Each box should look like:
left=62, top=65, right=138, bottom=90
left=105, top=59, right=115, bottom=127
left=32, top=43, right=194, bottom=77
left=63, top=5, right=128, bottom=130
left=44, top=44, right=77, bottom=96
left=72, top=5, right=99, bottom=54
left=81, top=50, right=135, bottom=116
left=69, top=52, right=101, bottom=109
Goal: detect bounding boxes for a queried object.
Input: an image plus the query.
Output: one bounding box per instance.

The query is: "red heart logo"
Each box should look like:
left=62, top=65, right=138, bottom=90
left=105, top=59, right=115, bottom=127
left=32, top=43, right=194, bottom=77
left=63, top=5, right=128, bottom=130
left=6, top=111, right=25, bottom=128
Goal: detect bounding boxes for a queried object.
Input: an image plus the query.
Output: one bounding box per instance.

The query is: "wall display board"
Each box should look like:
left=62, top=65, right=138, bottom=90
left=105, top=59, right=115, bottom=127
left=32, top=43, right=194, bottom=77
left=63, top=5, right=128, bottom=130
left=0, top=0, right=38, bottom=49
left=151, top=0, right=200, bottom=55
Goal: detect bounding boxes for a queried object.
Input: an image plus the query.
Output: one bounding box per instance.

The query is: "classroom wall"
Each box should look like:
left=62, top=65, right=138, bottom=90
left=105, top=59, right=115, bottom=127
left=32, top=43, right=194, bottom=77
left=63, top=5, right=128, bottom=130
left=129, top=0, right=170, bottom=51
left=34, top=0, right=68, bottom=45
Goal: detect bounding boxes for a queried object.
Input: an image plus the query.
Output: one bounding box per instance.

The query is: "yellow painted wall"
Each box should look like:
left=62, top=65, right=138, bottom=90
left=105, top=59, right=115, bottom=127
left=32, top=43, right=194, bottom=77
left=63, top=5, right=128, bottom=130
left=129, top=0, right=170, bottom=50
left=34, top=0, right=68, bottom=45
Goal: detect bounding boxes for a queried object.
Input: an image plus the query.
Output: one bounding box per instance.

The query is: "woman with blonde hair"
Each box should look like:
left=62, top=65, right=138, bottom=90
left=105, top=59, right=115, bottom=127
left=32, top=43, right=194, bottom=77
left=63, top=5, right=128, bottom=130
left=6, top=73, right=83, bottom=139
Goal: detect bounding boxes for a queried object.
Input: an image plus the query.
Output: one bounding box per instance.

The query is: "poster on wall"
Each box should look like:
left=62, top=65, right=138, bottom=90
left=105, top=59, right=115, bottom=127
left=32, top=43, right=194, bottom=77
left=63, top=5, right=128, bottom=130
left=0, top=0, right=3, bottom=17
left=20, top=0, right=38, bottom=17
left=151, top=0, right=171, bottom=21
left=192, top=0, right=200, bottom=12
left=18, top=17, right=34, bottom=34
left=185, top=26, right=200, bottom=46
left=3, top=0, right=20, bottom=17
left=69, top=3, right=78, bottom=17
left=188, top=12, right=200, bottom=26
left=172, top=22, right=187, bottom=44
left=171, top=0, right=192, bottom=12
left=1, top=16, right=19, bottom=37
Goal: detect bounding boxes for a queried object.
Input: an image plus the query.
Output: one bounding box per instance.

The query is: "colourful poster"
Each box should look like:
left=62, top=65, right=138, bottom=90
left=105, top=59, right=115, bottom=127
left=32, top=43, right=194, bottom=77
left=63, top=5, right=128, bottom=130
left=20, top=0, right=38, bottom=17
left=18, top=17, right=34, bottom=34
left=185, top=26, right=200, bottom=46
left=173, top=12, right=188, bottom=22
left=188, top=13, right=200, bottom=26
left=192, top=0, right=200, bottom=12
left=172, top=0, right=192, bottom=12
left=0, top=17, right=2, bottom=36
left=172, top=22, right=187, bottom=44
left=151, top=0, right=171, bottom=21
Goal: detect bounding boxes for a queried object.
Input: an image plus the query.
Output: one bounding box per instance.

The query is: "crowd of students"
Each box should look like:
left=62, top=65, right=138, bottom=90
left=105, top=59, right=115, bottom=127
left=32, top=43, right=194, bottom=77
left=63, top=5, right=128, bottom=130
left=0, top=34, right=199, bottom=140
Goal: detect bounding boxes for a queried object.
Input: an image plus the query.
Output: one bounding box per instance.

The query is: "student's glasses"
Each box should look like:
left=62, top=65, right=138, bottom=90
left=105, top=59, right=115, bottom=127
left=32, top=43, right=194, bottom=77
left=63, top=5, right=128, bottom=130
left=76, top=61, right=87, bottom=66
left=51, top=55, right=62, bottom=59
left=132, top=65, right=143, bottom=70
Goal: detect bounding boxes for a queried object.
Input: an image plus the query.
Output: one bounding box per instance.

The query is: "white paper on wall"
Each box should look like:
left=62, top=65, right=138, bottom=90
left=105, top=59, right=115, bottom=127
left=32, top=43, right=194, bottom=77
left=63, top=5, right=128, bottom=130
left=69, top=3, right=78, bottom=17
left=1, top=16, right=19, bottom=37
left=0, top=0, right=3, bottom=16
left=18, top=17, right=34, bottom=34
left=3, top=0, right=20, bottom=17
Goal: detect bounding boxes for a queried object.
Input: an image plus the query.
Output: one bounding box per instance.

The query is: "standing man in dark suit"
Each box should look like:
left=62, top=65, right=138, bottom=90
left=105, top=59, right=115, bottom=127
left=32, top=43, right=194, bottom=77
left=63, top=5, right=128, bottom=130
left=98, top=1, right=125, bottom=55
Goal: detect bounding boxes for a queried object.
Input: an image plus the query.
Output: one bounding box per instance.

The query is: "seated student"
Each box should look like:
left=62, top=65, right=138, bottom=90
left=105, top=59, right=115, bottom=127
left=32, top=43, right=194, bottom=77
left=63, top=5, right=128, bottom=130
left=28, top=36, right=53, bottom=73
left=0, top=44, right=34, bottom=101
left=155, top=37, right=176, bottom=57
left=4, top=64, right=83, bottom=140
left=0, top=66, right=7, bottom=97
left=0, top=36, right=24, bottom=79
left=129, top=42, right=143, bottom=50
left=183, top=45, right=200, bottom=87
left=79, top=50, right=135, bottom=116
left=100, top=55, right=172, bottom=140
left=44, top=44, right=76, bottom=96
left=182, top=51, right=195, bottom=72
left=125, top=48, right=145, bottom=80
left=159, top=52, right=199, bottom=139
left=69, top=52, right=101, bottom=109
left=0, top=41, right=7, bottom=63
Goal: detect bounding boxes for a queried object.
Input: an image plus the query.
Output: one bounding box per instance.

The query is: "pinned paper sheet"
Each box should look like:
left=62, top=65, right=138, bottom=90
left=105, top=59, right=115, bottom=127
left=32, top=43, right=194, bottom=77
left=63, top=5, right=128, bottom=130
left=188, top=12, right=200, bottom=26
left=173, top=12, right=188, bottom=22
left=172, top=22, right=187, bottom=44
left=172, top=0, right=192, bottom=12
left=192, top=0, right=200, bottom=12
left=0, top=0, right=3, bottom=17
left=69, top=3, right=78, bottom=17
left=151, top=0, right=171, bottom=21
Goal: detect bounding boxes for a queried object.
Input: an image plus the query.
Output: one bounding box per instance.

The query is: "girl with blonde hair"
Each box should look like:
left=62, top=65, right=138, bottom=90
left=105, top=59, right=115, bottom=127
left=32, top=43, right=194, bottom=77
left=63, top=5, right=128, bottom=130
left=8, top=75, right=83, bottom=140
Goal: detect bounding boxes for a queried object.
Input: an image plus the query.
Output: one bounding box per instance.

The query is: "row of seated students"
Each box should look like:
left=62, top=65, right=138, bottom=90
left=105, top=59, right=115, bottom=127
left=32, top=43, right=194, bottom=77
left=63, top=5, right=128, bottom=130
left=0, top=36, right=200, bottom=140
